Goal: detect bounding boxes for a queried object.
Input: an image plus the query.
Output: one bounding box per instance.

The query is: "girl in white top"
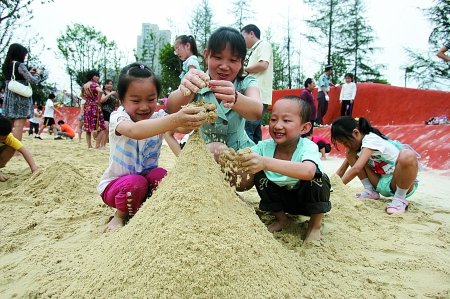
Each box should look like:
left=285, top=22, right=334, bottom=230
left=339, top=73, right=357, bottom=117
left=331, top=116, right=419, bottom=215
left=174, top=35, right=201, bottom=80
left=97, top=63, right=209, bottom=232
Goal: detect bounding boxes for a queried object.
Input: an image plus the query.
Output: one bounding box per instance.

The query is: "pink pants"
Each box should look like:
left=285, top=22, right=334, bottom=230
left=101, top=167, right=167, bottom=214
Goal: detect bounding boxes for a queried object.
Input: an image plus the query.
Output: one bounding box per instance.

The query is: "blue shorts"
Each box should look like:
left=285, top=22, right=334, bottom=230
left=376, top=174, right=418, bottom=198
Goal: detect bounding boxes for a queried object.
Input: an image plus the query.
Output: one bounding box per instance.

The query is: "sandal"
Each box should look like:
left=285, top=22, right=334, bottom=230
left=386, top=197, right=409, bottom=215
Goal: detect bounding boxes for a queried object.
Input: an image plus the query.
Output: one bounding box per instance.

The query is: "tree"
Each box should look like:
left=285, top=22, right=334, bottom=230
left=56, top=23, right=122, bottom=101
left=189, top=0, right=214, bottom=53
left=0, top=0, right=53, bottom=57
left=404, top=0, right=450, bottom=90
left=335, top=0, right=384, bottom=82
left=159, top=43, right=182, bottom=97
left=229, top=0, right=254, bottom=31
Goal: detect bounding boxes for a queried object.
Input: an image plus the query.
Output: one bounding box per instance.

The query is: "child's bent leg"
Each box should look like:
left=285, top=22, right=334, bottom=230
left=0, top=146, right=16, bottom=181
left=304, top=213, right=324, bottom=242
left=101, top=174, right=149, bottom=230
left=387, top=149, right=419, bottom=214
left=145, top=167, right=167, bottom=193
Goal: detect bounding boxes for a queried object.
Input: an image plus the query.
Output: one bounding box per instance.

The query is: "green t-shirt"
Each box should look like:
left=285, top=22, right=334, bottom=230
left=251, top=137, right=322, bottom=187
left=195, top=75, right=258, bottom=150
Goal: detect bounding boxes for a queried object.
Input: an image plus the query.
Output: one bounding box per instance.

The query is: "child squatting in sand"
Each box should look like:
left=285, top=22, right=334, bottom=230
left=97, top=63, right=211, bottom=232
left=331, top=116, right=419, bottom=214
left=237, top=96, right=331, bottom=242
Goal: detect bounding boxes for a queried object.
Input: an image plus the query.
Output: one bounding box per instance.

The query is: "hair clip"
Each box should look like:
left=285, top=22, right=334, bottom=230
left=139, top=64, right=145, bottom=69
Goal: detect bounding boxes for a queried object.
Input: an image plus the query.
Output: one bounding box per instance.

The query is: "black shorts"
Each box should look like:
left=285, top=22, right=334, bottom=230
left=43, top=117, right=55, bottom=127
left=254, top=170, right=331, bottom=216
left=102, top=110, right=112, bottom=122
left=316, top=141, right=331, bottom=153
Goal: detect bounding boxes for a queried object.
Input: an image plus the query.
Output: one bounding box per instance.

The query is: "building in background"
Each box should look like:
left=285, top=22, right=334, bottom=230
left=136, top=23, right=171, bottom=76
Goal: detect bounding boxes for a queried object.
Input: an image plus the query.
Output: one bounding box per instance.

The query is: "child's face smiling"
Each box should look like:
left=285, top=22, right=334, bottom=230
left=122, top=78, right=158, bottom=122
left=269, top=99, right=307, bottom=145
left=205, top=44, right=242, bottom=81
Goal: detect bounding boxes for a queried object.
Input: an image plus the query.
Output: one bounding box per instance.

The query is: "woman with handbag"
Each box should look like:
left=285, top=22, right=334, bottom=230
left=1, top=43, right=46, bottom=141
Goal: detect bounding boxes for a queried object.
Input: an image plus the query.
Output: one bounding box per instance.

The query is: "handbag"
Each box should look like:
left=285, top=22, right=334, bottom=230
left=7, top=61, right=33, bottom=97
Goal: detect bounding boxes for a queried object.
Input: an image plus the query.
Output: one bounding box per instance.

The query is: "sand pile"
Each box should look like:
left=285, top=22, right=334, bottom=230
left=32, top=131, right=311, bottom=298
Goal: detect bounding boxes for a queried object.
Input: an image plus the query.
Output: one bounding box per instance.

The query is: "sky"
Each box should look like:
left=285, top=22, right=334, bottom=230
left=16, top=0, right=435, bottom=92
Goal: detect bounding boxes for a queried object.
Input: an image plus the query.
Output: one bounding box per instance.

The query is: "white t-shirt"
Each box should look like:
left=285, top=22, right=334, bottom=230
left=339, top=82, right=357, bottom=101
left=43, top=99, right=55, bottom=118
left=30, top=108, right=42, bottom=124
left=360, top=133, right=400, bottom=175
left=97, top=108, right=167, bottom=194
left=245, top=40, right=273, bottom=105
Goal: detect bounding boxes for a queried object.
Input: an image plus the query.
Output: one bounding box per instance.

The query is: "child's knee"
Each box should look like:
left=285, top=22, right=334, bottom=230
left=145, top=167, right=167, bottom=188
left=397, top=149, right=418, bottom=167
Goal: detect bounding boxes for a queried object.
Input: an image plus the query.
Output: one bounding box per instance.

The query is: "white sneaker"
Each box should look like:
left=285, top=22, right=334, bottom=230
left=356, top=189, right=380, bottom=200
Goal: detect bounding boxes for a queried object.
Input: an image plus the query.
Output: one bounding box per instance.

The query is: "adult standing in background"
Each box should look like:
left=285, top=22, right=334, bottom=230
left=436, top=40, right=450, bottom=62
left=1, top=43, right=47, bottom=140
left=81, top=70, right=106, bottom=149
left=300, top=78, right=317, bottom=136
left=316, top=65, right=333, bottom=126
left=339, top=73, right=357, bottom=117
left=98, top=79, right=118, bottom=148
left=241, top=24, right=273, bottom=143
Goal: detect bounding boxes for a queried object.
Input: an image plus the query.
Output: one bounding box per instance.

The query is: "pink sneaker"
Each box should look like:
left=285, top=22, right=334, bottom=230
left=386, top=197, right=409, bottom=215
left=356, top=189, right=380, bottom=200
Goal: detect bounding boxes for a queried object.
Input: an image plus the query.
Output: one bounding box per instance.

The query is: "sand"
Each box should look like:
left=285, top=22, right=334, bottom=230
left=0, top=133, right=449, bottom=298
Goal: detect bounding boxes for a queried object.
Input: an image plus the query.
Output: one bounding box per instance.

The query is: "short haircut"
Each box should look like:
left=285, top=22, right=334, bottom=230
left=57, top=120, right=65, bottom=125
left=278, top=95, right=311, bottom=124
left=241, top=24, right=261, bottom=39
left=49, top=93, right=56, bottom=99
left=304, top=78, right=313, bottom=88
left=0, top=116, right=13, bottom=136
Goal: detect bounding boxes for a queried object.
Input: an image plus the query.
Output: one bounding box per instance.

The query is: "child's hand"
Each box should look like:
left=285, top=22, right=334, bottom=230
left=175, top=106, right=209, bottom=130
left=179, top=69, right=210, bottom=96
left=209, top=80, right=237, bottom=108
left=238, top=151, right=264, bottom=174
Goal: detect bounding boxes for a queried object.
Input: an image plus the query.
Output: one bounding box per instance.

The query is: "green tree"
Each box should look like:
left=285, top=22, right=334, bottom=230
left=0, top=0, right=53, bottom=57
left=189, top=0, right=214, bottom=53
left=336, top=0, right=384, bottom=82
left=159, top=43, right=182, bottom=97
left=404, top=0, right=450, bottom=89
left=229, top=0, right=254, bottom=30
left=56, top=23, right=122, bottom=101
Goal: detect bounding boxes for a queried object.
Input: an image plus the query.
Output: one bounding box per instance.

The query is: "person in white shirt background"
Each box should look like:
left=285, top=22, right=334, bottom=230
left=339, top=73, right=357, bottom=117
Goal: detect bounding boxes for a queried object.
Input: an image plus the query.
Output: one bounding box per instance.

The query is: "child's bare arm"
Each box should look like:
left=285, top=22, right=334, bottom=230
left=164, top=132, right=181, bottom=157
left=335, top=158, right=350, bottom=177
left=18, top=147, right=38, bottom=174
left=341, top=148, right=373, bottom=184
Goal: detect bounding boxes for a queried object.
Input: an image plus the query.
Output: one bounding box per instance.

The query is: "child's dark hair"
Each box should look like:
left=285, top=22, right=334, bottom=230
left=0, top=116, right=12, bottom=136
left=344, top=73, right=354, bottom=81
left=175, top=35, right=199, bottom=57
left=279, top=95, right=311, bottom=124
left=49, top=93, right=56, bottom=99
left=57, top=120, right=65, bottom=125
left=304, top=78, right=313, bottom=88
left=37, top=105, right=43, bottom=110
left=207, top=27, right=247, bottom=79
left=85, top=70, right=100, bottom=83
left=117, top=63, right=161, bottom=101
left=241, top=24, right=261, bottom=39
left=331, top=116, right=387, bottom=149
